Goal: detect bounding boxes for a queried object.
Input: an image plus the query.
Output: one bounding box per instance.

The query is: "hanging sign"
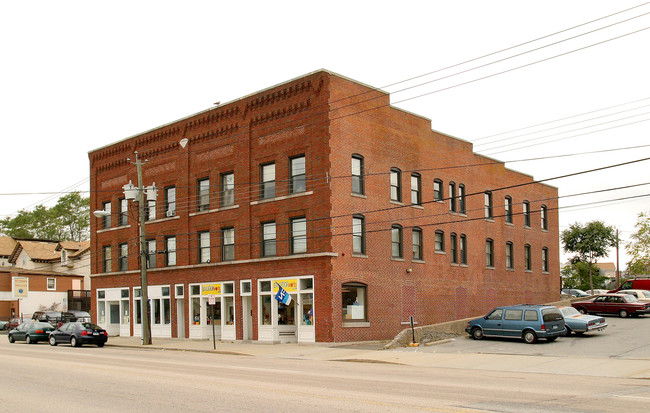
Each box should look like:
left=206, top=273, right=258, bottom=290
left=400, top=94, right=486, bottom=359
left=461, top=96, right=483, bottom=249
left=201, top=283, right=221, bottom=295
left=12, top=277, right=29, bottom=298
left=272, top=279, right=298, bottom=293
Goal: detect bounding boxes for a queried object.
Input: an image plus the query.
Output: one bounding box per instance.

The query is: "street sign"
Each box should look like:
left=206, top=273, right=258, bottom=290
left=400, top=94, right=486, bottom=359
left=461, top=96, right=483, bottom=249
left=208, top=295, right=216, bottom=305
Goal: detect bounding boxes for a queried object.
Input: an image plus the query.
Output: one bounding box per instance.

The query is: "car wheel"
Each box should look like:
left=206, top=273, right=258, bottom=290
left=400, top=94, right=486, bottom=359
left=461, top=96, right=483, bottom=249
left=49, top=336, right=57, bottom=346
left=471, top=327, right=484, bottom=340
left=8, top=334, right=15, bottom=343
left=70, top=336, right=80, bottom=347
left=577, top=307, right=587, bottom=314
left=97, top=343, right=105, bottom=348
left=523, top=330, right=538, bottom=344
left=619, top=309, right=629, bottom=318
left=547, top=337, right=557, bottom=342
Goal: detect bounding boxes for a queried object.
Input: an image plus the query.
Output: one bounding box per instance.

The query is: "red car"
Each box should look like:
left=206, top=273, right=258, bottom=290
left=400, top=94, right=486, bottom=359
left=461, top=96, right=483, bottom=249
left=572, top=293, right=650, bottom=318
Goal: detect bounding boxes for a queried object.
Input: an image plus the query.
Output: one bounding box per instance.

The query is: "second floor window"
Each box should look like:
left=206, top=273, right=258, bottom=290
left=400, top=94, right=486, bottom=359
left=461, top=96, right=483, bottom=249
left=523, top=201, right=531, bottom=227
left=262, top=222, right=276, bottom=257
left=198, top=231, right=210, bottom=263
left=261, top=163, right=276, bottom=199
left=290, top=156, right=306, bottom=194
left=524, top=244, right=532, bottom=271
left=458, top=184, right=466, bottom=214
left=291, top=217, right=307, bottom=254
left=391, top=225, right=403, bottom=258
left=165, top=186, right=176, bottom=217
left=411, top=174, right=421, bottom=205
left=390, top=168, right=401, bottom=202
left=505, top=196, right=513, bottom=224
left=222, top=227, right=235, bottom=261
left=435, top=230, right=445, bottom=252
left=197, top=178, right=210, bottom=211
left=542, top=247, right=549, bottom=272
left=412, top=227, right=423, bottom=260
left=449, top=182, right=456, bottom=212
left=541, top=205, right=548, bottom=230
left=102, top=246, right=111, bottom=272
left=102, top=201, right=111, bottom=229
left=484, top=192, right=493, bottom=219
left=351, top=155, right=364, bottom=195
left=166, top=236, right=176, bottom=266
left=221, top=172, right=235, bottom=207
left=434, top=179, right=443, bottom=201
left=486, top=239, right=494, bottom=268
left=460, top=234, right=467, bottom=265
left=506, top=242, right=514, bottom=269
left=146, top=199, right=156, bottom=221
left=119, top=198, right=128, bottom=226
left=146, top=239, right=156, bottom=269
left=352, top=215, right=365, bottom=255
left=450, top=233, right=458, bottom=264
left=118, top=243, right=128, bottom=271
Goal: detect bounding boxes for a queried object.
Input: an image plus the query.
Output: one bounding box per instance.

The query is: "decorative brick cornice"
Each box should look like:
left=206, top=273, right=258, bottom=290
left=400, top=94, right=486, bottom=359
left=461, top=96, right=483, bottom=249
left=135, top=127, right=182, bottom=147
left=185, top=107, right=240, bottom=132
left=250, top=99, right=312, bottom=127
left=189, top=123, right=239, bottom=145
left=245, top=80, right=314, bottom=114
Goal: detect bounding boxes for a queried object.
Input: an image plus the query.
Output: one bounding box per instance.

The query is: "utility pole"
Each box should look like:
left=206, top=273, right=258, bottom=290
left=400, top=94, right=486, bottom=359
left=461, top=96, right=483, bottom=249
left=616, top=229, right=620, bottom=288
left=134, top=152, right=152, bottom=345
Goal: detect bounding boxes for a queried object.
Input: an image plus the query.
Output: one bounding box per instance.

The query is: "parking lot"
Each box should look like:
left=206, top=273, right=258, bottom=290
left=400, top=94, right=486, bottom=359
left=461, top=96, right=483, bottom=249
left=409, top=314, right=650, bottom=359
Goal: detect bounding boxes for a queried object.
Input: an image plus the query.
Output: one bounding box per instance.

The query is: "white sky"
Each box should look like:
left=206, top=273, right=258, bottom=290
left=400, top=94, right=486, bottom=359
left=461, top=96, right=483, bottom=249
left=1, top=1, right=649, bottom=268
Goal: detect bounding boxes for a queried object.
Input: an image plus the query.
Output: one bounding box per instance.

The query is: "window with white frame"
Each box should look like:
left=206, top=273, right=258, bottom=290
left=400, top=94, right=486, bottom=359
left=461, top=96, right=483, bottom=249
left=434, top=179, right=443, bottom=201
left=47, top=278, right=56, bottom=290
left=261, top=222, right=276, bottom=257
left=391, top=224, right=403, bottom=258
left=523, top=201, right=531, bottom=227
left=102, top=201, right=111, bottom=229
left=412, top=227, right=423, bottom=260
left=291, top=217, right=307, bottom=254
left=221, top=227, right=235, bottom=261
left=449, top=181, right=456, bottom=212
left=390, top=168, right=401, bottom=202
left=221, top=172, right=235, bottom=207
left=411, top=173, right=421, bottom=205
left=118, top=243, right=128, bottom=271
left=486, top=238, right=494, bottom=268
left=119, top=198, right=128, bottom=226
left=166, top=236, right=176, bottom=266
left=197, top=178, right=210, bottom=212
left=342, top=282, right=367, bottom=321
left=352, top=215, right=365, bottom=255
left=165, top=186, right=176, bottom=217
left=261, top=163, right=276, bottom=199
left=506, top=241, right=514, bottom=269
left=198, top=231, right=210, bottom=263
left=351, top=155, right=364, bottom=195
left=290, top=155, right=306, bottom=194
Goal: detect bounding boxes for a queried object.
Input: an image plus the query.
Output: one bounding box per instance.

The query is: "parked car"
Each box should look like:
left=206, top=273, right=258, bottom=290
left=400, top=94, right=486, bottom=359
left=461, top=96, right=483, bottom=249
left=32, top=311, right=63, bottom=327
left=558, top=306, right=607, bottom=335
left=617, top=289, right=650, bottom=303
left=466, top=304, right=565, bottom=344
left=8, top=322, right=56, bottom=344
left=608, top=277, right=650, bottom=293
left=61, top=311, right=92, bottom=323
left=8, top=318, right=21, bottom=330
left=0, top=320, right=9, bottom=330
left=571, top=293, right=650, bottom=318
left=561, top=288, right=589, bottom=297
left=49, top=322, right=108, bottom=347
left=585, top=289, right=608, bottom=296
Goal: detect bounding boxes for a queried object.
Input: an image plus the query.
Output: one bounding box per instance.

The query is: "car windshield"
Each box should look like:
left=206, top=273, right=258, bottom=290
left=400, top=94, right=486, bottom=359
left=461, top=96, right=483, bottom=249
left=638, top=290, right=650, bottom=299
left=33, top=322, right=53, bottom=328
left=560, top=307, right=580, bottom=317
left=81, top=322, right=102, bottom=330
left=542, top=308, right=563, bottom=322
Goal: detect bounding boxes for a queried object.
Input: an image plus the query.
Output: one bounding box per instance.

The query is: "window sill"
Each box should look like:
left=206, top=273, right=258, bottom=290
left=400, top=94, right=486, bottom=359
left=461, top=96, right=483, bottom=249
left=542, top=228, right=549, bottom=233
left=391, top=257, right=405, bottom=262
left=485, top=218, right=495, bottom=222
left=542, top=271, right=550, bottom=274
left=506, top=268, right=515, bottom=272
left=342, top=321, right=370, bottom=328
left=251, top=191, right=313, bottom=206
left=352, top=253, right=368, bottom=258
left=460, top=264, right=469, bottom=268
left=390, top=200, right=404, bottom=206
left=505, top=222, right=514, bottom=226
left=412, top=259, right=426, bottom=264
left=411, top=204, right=424, bottom=210
left=485, top=266, right=495, bottom=270
left=524, top=225, right=531, bottom=230
left=525, top=269, right=533, bottom=273
left=434, top=250, right=446, bottom=255
left=350, top=193, right=367, bottom=199
left=96, top=225, right=132, bottom=234
left=189, top=204, right=240, bottom=216
left=145, top=215, right=180, bottom=224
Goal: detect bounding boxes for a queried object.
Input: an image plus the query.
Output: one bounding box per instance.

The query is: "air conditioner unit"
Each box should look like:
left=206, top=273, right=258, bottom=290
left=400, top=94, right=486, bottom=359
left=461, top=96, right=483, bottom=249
left=166, top=210, right=176, bottom=217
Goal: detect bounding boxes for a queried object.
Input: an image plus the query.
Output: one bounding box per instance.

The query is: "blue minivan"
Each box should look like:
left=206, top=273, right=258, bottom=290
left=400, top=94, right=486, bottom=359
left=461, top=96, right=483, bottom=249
left=465, top=304, right=565, bottom=344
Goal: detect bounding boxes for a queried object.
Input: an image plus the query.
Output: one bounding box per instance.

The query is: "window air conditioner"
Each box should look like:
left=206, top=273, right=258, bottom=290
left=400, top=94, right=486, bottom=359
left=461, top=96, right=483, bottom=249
left=166, top=210, right=176, bottom=217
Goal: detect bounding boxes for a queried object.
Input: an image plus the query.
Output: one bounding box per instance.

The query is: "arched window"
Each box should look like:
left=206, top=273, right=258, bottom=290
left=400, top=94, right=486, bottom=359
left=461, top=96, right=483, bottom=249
left=460, top=234, right=467, bottom=265
left=411, top=173, right=421, bottom=205
left=541, top=205, right=548, bottom=230
left=505, top=196, right=513, bottom=224
left=485, top=238, right=494, bottom=267
left=449, top=181, right=457, bottom=212
left=342, top=282, right=367, bottom=321
left=351, top=154, right=364, bottom=195
left=524, top=244, right=532, bottom=270
left=390, top=168, right=401, bottom=202
left=506, top=241, right=514, bottom=269
left=450, top=233, right=458, bottom=264
left=542, top=247, right=549, bottom=272
left=412, top=227, right=423, bottom=260
left=435, top=230, right=445, bottom=252
left=434, top=179, right=443, bottom=201
left=392, top=224, right=403, bottom=258
left=352, top=215, right=365, bottom=255
left=458, top=184, right=466, bottom=214
left=523, top=201, right=531, bottom=227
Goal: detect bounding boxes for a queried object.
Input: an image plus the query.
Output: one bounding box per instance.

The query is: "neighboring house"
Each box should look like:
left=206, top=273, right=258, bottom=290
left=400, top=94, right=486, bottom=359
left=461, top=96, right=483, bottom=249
left=596, top=262, right=617, bottom=279
left=0, top=236, right=17, bottom=268
left=89, top=70, right=559, bottom=342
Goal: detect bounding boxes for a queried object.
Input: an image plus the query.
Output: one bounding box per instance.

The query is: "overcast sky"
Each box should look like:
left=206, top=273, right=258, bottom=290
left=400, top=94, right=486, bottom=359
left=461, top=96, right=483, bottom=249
left=1, top=1, right=649, bottom=269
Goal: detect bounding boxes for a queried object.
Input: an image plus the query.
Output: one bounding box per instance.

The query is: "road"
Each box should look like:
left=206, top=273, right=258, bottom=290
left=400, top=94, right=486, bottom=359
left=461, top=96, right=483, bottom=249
left=1, top=338, right=650, bottom=412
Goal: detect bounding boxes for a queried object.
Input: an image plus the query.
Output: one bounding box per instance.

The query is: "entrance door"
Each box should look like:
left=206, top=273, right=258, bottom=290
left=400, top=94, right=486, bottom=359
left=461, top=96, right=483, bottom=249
left=176, top=299, right=185, bottom=338
left=242, top=296, right=253, bottom=340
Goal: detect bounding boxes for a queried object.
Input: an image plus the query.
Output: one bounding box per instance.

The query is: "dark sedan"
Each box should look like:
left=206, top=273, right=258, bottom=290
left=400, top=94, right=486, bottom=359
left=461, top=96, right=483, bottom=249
left=8, top=322, right=56, bottom=344
left=572, top=293, right=650, bottom=318
left=49, top=322, right=108, bottom=347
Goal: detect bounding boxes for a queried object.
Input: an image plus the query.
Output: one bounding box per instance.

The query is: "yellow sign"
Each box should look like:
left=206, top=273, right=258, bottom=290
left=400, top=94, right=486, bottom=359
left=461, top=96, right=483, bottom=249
left=201, top=283, right=221, bottom=295
left=272, top=279, right=298, bottom=293
left=12, top=277, right=29, bottom=298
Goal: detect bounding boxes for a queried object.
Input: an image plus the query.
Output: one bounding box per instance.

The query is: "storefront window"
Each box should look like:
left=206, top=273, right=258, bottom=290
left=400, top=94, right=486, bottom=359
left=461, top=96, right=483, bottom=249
left=192, top=297, right=201, bottom=325
left=163, top=298, right=171, bottom=325
left=278, top=299, right=295, bottom=325
left=342, top=283, right=367, bottom=321
left=121, top=300, right=130, bottom=324
left=153, top=299, right=161, bottom=325
left=135, top=298, right=142, bottom=324
left=261, top=295, right=272, bottom=325
left=300, top=293, right=314, bottom=325
left=224, top=297, right=234, bottom=325
left=207, top=302, right=221, bottom=325
left=98, top=301, right=106, bottom=324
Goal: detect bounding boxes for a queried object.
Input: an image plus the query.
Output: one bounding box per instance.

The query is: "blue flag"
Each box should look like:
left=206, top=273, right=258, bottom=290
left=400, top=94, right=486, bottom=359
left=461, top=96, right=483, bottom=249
left=275, top=285, right=292, bottom=305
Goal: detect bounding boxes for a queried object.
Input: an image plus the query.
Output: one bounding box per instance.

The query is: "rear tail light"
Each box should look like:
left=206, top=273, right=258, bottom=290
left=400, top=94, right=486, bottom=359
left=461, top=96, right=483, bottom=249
left=35, top=330, right=44, bottom=334
left=103, top=331, right=108, bottom=336
left=541, top=324, right=546, bottom=330
left=81, top=330, right=89, bottom=336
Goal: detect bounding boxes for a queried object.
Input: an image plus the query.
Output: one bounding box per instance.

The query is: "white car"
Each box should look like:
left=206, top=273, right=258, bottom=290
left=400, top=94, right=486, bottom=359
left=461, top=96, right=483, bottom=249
left=558, top=306, right=607, bottom=335
left=585, top=289, right=608, bottom=296
left=617, top=289, right=650, bottom=303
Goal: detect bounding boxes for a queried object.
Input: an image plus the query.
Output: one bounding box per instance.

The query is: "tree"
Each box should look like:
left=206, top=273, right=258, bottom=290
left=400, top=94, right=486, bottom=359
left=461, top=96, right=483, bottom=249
left=561, top=220, right=617, bottom=292
left=561, top=260, right=606, bottom=290
left=0, top=192, right=90, bottom=241
left=626, top=211, right=650, bottom=275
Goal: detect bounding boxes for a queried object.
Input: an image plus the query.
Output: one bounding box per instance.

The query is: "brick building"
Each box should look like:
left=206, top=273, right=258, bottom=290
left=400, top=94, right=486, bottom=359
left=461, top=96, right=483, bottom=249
left=88, top=70, right=559, bottom=343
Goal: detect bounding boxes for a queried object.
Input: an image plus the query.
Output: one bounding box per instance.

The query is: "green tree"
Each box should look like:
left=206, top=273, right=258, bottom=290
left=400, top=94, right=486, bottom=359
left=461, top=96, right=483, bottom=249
left=0, top=192, right=90, bottom=241
left=561, top=260, right=606, bottom=291
left=626, top=211, right=650, bottom=275
left=561, top=220, right=617, bottom=292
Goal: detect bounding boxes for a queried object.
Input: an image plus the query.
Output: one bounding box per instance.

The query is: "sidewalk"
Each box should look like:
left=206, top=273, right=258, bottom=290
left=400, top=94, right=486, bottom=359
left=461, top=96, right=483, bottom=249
left=106, top=336, right=650, bottom=379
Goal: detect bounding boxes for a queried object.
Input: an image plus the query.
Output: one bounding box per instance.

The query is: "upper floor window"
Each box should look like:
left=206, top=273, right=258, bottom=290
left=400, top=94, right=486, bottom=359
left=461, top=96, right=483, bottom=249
left=146, top=199, right=156, bottom=221
left=351, top=155, right=364, bottom=195
left=449, top=181, right=457, bottom=212
left=458, top=184, right=466, bottom=214
left=450, top=233, right=458, bottom=264
left=119, top=198, right=128, bottom=226
left=541, top=205, right=548, bottom=230
left=165, top=236, right=176, bottom=266
left=290, top=155, right=306, bottom=194
left=506, top=241, right=514, bottom=269
left=221, top=172, right=235, bottom=207
left=165, top=186, right=176, bottom=217
left=391, top=224, right=403, bottom=258
left=412, top=227, right=423, bottom=260
left=146, top=239, right=156, bottom=269
left=460, top=234, right=468, bottom=265
left=47, top=278, right=56, bottom=290
left=101, top=201, right=111, bottom=229
left=524, top=244, right=532, bottom=271
left=505, top=196, right=513, bottom=224
left=198, top=231, right=210, bottom=263
left=542, top=247, right=549, bottom=272
left=261, top=163, right=276, bottom=199
left=221, top=227, right=235, bottom=261
left=523, top=201, right=531, bottom=227
left=261, top=221, right=276, bottom=257
left=435, top=230, right=445, bottom=252
left=352, top=215, right=365, bottom=255
left=485, top=238, right=494, bottom=268
left=434, top=179, right=443, bottom=201
left=291, top=217, right=307, bottom=254
left=484, top=192, right=493, bottom=219
left=390, top=168, right=401, bottom=202
left=197, top=178, right=210, bottom=212
left=411, top=173, right=421, bottom=205
left=118, top=243, right=128, bottom=271
left=102, top=246, right=111, bottom=272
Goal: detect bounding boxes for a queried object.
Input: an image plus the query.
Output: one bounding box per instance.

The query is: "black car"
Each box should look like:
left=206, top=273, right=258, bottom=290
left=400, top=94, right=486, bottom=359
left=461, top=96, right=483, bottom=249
left=8, top=322, right=56, bottom=344
left=32, top=311, right=63, bottom=327
left=49, top=322, right=108, bottom=347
